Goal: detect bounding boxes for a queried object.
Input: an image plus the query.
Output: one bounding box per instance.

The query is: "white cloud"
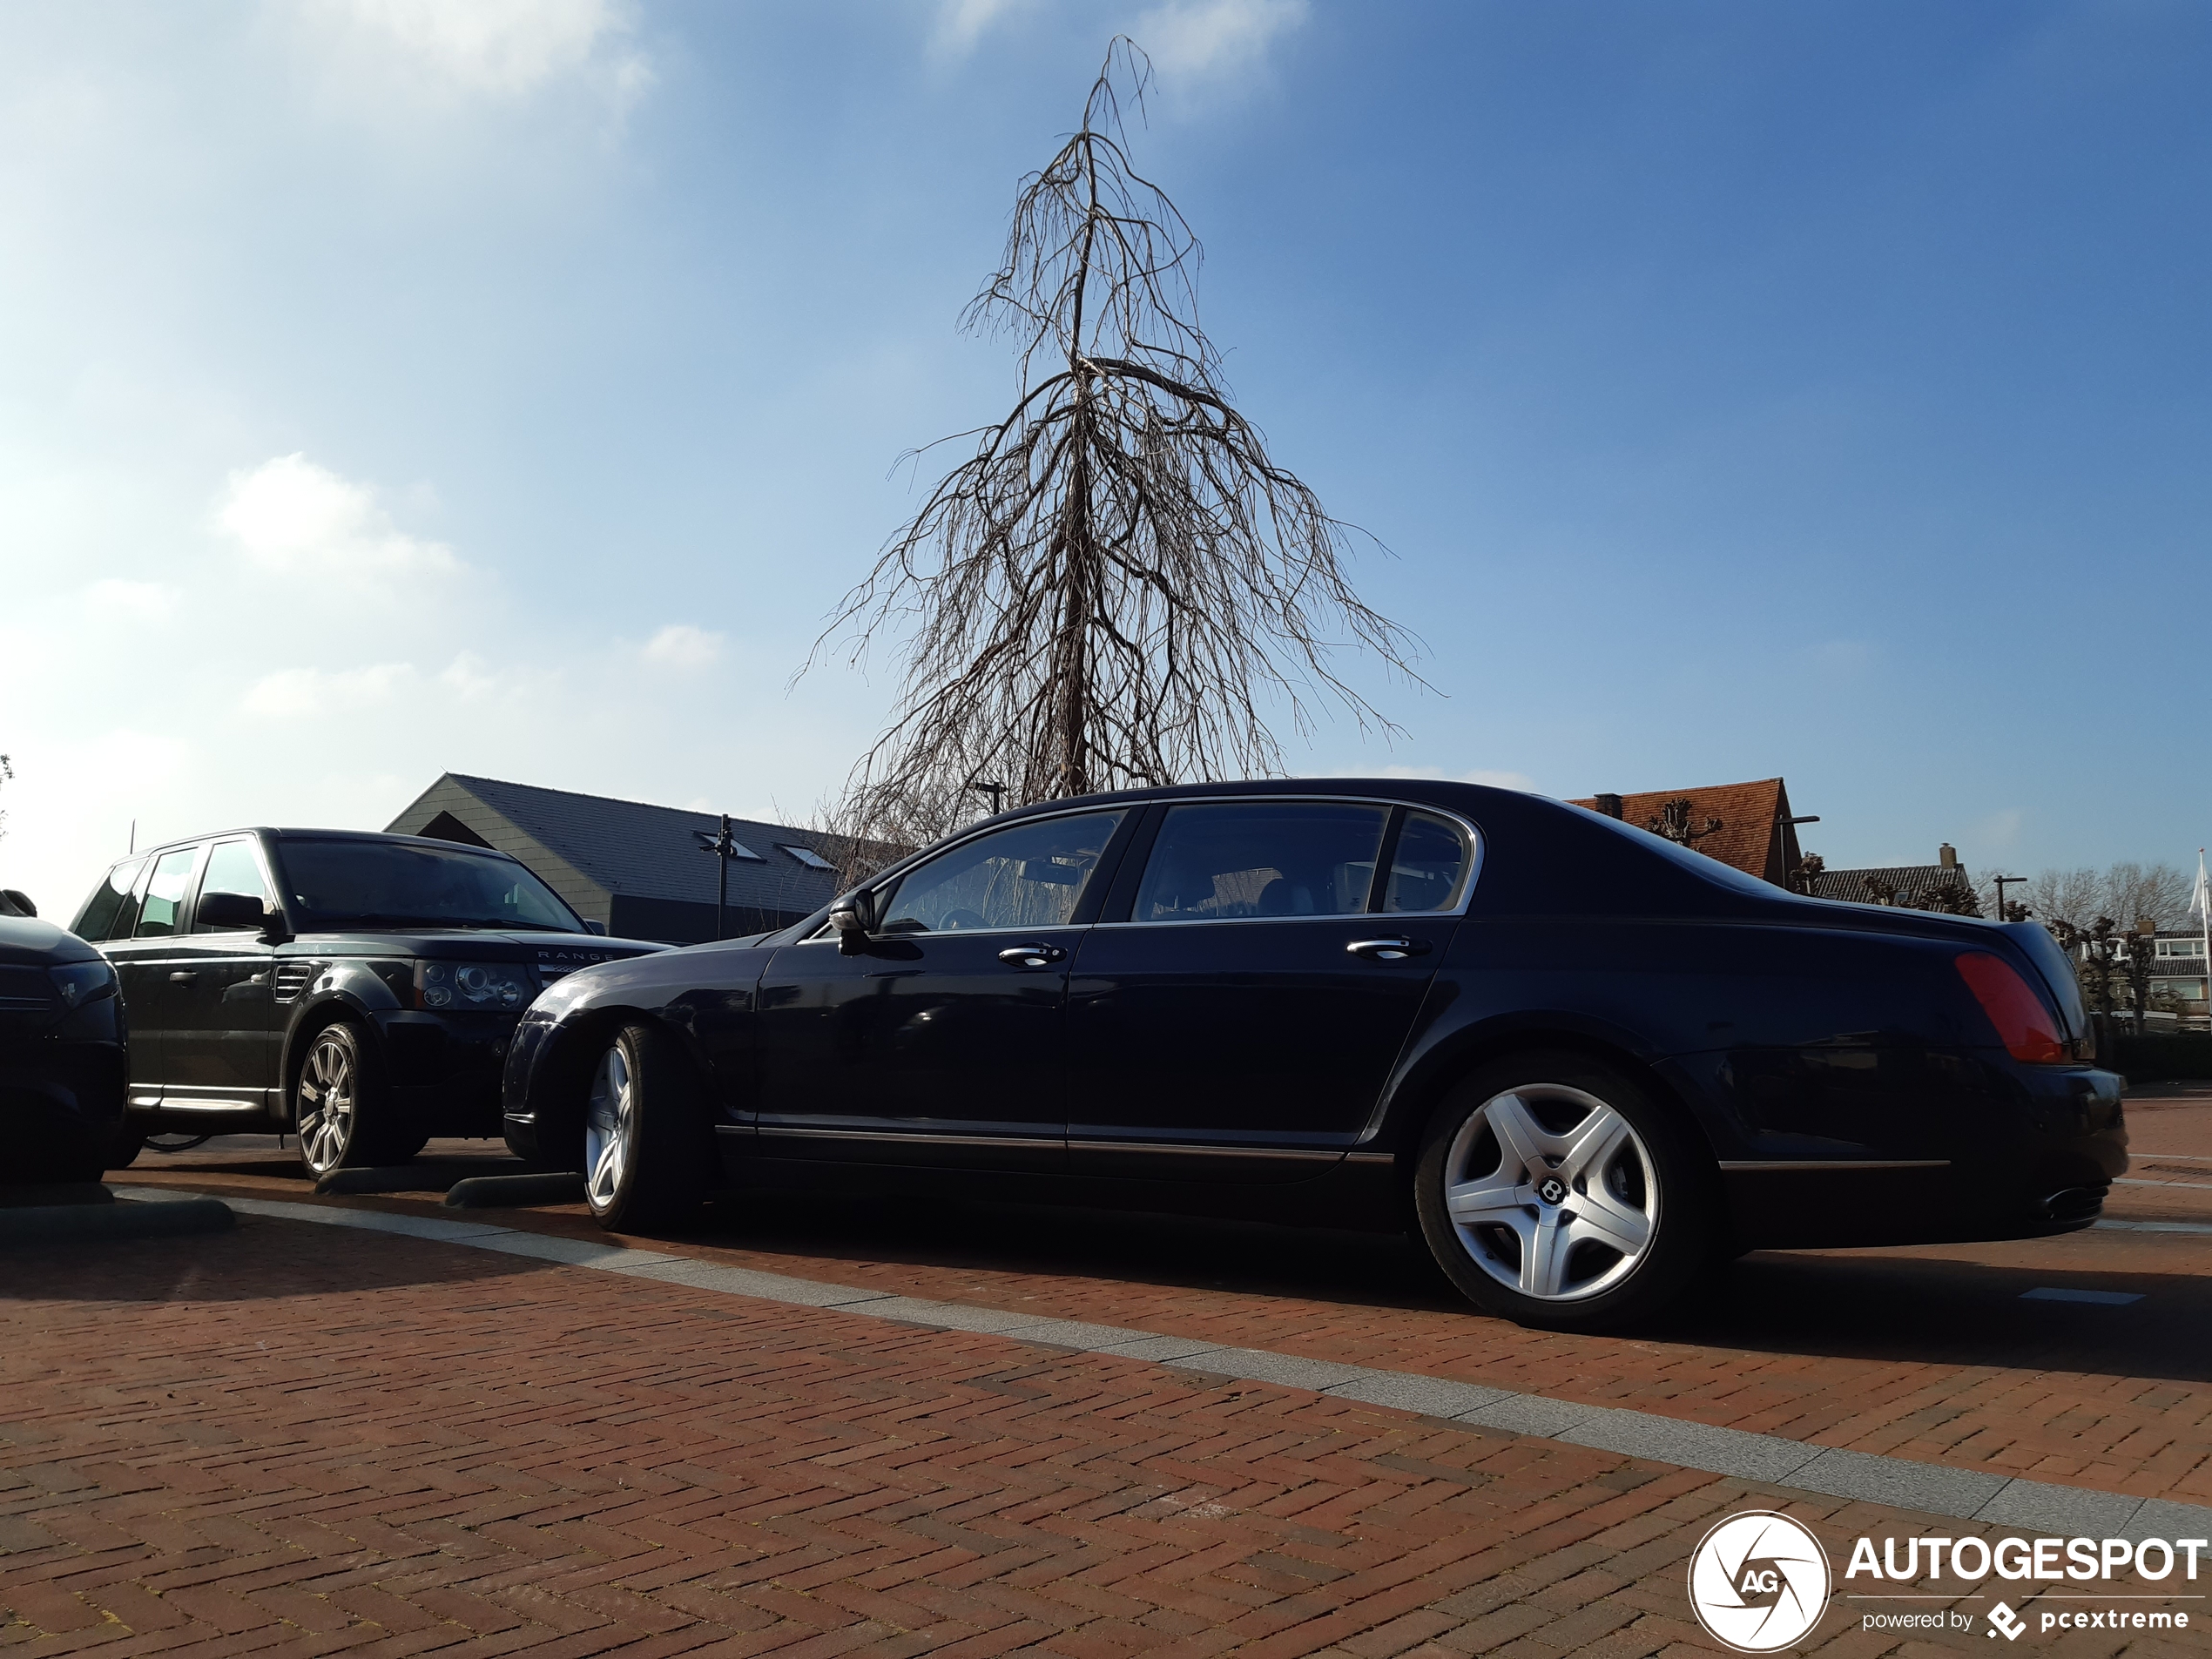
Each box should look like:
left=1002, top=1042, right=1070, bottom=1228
left=641, top=623, right=725, bottom=671
left=292, top=0, right=650, bottom=100
left=1131, top=0, right=1307, bottom=80
left=216, top=453, right=460, bottom=589
left=242, top=662, right=419, bottom=720
left=932, top=0, right=1035, bottom=56
left=83, top=579, right=179, bottom=623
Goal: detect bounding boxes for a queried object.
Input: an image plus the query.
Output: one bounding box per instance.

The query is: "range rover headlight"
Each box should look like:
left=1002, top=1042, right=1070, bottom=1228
left=415, top=960, right=530, bottom=1010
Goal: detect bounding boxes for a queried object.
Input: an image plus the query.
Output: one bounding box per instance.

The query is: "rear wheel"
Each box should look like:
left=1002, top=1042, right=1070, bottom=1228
left=105, top=1116, right=148, bottom=1170
left=1414, top=1051, right=1717, bottom=1332
left=583, top=1023, right=714, bottom=1232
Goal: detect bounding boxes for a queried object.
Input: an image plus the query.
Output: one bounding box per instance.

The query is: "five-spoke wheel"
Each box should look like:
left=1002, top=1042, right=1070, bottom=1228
left=1416, top=1052, right=1716, bottom=1331
left=580, top=1023, right=714, bottom=1232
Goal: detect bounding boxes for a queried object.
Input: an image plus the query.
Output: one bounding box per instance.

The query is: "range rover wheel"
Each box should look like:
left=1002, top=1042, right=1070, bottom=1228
left=293, top=1022, right=392, bottom=1178
left=1414, top=1052, right=1716, bottom=1332
left=583, top=1023, right=713, bottom=1233
left=105, top=1116, right=148, bottom=1170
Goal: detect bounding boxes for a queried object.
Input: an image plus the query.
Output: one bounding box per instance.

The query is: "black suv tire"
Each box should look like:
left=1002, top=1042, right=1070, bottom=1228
left=293, top=1020, right=416, bottom=1177
left=1413, top=1050, right=1718, bottom=1332
left=583, top=1022, right=715, bottom=1233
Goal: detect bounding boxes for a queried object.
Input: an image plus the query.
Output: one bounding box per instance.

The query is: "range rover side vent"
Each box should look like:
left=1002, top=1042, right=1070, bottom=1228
left=273, top=961, right=314, bottom=1005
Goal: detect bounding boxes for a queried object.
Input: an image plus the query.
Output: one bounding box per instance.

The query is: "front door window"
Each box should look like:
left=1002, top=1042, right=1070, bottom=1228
left=880, top=810, right=1126, bottom=934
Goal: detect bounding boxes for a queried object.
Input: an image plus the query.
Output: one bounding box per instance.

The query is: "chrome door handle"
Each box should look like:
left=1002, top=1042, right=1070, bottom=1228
left=997, top=943, right=1068, bottom=968
left=1346, top=937, right=1430, bottom=962
left=168, top=971, right=198, bottom=983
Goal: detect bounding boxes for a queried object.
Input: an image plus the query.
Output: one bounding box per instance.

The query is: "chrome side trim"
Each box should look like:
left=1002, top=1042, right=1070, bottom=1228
left=156, top=1098, right=266, bottom=1114
left=1342, top=1151, right=1396, bottom=1166
left=1068, top=1139, right=1345, bottom=1163
left=1718, top=1158, right=1952, bottom=1171
left=756, top=1125, right=1062, bottom=1151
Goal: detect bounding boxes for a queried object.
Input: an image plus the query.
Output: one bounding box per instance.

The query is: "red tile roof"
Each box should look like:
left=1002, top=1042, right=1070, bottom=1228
left=1566, top=778, right=1796, bottom=885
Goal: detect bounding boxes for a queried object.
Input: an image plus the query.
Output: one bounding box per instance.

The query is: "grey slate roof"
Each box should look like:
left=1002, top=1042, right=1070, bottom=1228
left=1811, top=864, right=1975, bottom=909
left=386, top=773, right=849, bottom=919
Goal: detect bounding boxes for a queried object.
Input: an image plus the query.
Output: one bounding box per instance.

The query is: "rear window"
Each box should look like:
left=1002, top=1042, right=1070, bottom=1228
left=275, top=840, right=583, bottom=933
left=72, top=859, right=145, bottom=941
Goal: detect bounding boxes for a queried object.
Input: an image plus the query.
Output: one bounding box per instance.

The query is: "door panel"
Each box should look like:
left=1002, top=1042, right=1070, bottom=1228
left=163, top=839, right=280, bottom=1112
left=1066, top=799, right=1467, bottom=1183
left=752, top=808, right=1128, bottom=1170
left=105, top=846, right=205, bottom=1103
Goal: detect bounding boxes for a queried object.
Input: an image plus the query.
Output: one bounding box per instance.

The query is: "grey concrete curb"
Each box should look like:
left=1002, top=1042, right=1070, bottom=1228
left=2, top=1196, right=233, bottom=1244
left=111, top=1184, right=2212, bottom=1540
left=443, top=1172, right=587, bottom=1209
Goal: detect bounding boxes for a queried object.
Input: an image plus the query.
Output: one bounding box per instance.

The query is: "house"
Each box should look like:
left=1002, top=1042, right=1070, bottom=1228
left=385, top=773, right=860, bottom=945
left=1568, top=778, right=1810, bottom=887
left=1811, top=845, right=1978, bottom=913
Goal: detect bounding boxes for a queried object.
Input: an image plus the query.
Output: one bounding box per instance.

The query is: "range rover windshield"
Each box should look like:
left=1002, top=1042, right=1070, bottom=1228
left=277, top=839, right=585, bottom=933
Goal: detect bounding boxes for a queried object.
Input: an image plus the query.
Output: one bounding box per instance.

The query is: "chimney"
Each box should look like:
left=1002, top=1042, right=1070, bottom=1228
left=1593, top=793, right=1623, bottom=820
left=1938, top=843, right=1957, bottom=869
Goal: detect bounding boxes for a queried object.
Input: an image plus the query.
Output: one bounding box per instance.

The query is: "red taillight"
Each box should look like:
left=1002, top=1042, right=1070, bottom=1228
left=1955, top=953, right=2067, bottom=1063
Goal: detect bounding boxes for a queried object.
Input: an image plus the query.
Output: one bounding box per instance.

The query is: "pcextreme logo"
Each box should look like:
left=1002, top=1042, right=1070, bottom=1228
left=1686, top=1511, right=1832, bottom=1653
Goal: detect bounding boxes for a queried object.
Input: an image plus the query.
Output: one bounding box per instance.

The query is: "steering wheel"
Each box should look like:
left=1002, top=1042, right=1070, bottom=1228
left=939, top=908, right=988, bottom=931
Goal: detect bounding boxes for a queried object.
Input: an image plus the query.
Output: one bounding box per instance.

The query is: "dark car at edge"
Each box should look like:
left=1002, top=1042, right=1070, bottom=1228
left=502, top=779, right=2127, bottom=1329
left=71, top=827, right=664, bottom=1177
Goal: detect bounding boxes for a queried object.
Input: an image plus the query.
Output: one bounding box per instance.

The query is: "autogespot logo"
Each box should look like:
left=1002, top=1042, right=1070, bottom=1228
left=1687, top=1511, right=1833, bottom=1653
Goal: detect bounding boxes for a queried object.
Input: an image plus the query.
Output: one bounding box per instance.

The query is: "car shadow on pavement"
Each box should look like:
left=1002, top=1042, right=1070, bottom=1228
left=697, top=1190, right=2212, bottom=1386
left=0, top=1211, right=557, bottom=1304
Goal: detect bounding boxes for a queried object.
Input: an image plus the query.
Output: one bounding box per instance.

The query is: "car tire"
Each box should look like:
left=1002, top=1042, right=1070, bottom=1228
left=582, top=1022, right=714, bottom=1233
left=105, top=1116, right=148, bottom=1170
left=1413, top=1050, right=1717, bottom=1332
left=292, top=1020, right=402, bottom=1178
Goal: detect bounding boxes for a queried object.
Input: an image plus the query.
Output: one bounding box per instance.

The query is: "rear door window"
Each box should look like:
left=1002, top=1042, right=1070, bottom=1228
left=133, top=847, right=202, bottom=939
left=1131, top=802, right=1390, bottom=923
left=1379, top=810, right=1474, bottom=914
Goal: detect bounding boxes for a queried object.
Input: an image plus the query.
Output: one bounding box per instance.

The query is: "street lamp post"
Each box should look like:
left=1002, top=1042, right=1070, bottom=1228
left=970, top=779, right=1006, bottom=817
left=693, top=814, right=738, bottom=941
left=1992, top=873, right=2026, bottom=922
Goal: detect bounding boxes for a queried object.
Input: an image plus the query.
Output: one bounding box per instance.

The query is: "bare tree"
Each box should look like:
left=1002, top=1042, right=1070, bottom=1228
left=804, top=40, right=1420, bottom=849
left=0, top=752, right=10, bottom=843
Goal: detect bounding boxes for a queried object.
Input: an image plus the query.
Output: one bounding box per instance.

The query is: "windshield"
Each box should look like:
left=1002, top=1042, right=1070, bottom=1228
left=276, top=839, right=584, bottom=933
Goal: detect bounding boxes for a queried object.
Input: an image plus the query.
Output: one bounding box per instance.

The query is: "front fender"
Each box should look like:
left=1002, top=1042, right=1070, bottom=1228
left=276, top=963, right=407, bottom=1121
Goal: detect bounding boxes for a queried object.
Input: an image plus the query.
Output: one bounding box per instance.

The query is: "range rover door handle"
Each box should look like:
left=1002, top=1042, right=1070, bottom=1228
left=997, top=943, right=1068, bottom=968
left=1346, top=937, right=1430, bottom=962
left=168, top=970, right=198, bottom=983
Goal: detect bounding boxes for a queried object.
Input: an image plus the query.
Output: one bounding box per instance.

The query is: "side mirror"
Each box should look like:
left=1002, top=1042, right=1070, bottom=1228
left=829, top=894, right=872, bottom=955
left=0, top=888, right=34, bottom=918
left=584, top=920, right=608, bottom=936
left=195, top=890, right=271, bottom=932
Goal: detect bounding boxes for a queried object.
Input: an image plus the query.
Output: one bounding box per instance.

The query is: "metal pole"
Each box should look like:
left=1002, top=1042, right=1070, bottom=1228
left=717, top=814, right=730, bottom=942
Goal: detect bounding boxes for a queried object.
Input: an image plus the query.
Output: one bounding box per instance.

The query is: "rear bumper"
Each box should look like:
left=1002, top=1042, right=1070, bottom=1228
left=1713, top=1061, right=2127, bottom=1249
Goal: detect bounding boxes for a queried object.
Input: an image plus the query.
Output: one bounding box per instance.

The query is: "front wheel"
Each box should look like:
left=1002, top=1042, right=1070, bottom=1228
left=583, top=1023, right=714, bottom=1233
left=293, top=1022, right=408, bottom=1178
left=1414, top=1052, right=1717, bottom=1332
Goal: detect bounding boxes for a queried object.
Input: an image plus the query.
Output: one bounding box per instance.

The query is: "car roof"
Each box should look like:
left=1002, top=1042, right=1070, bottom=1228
left=113, top=828, right=523, bottom=865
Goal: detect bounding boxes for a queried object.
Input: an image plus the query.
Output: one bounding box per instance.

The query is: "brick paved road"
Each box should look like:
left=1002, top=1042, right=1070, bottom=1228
left=5, top=1086, right=2201, bottom=1654
left=3, top=1217, right=2199, bottom=1657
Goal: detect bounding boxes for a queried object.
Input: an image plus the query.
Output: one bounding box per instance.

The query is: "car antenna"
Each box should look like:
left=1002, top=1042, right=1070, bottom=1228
left=128, top=819, right=135, bottom=854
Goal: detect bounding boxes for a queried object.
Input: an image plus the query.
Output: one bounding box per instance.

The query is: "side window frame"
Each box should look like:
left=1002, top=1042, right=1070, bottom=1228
left=132, top=844, right=209, bottom=941
left=71, top=857, right=146, bottom=941
left=189, top=836, right=279, bottom=934
left=1099, top=796, right=1483, bottom=925
left=864, top=808, right=1142, bottom=938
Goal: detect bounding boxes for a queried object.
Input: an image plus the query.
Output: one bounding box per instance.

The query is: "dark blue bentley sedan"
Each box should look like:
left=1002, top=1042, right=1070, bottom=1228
left=502, top=779, right=2126, bottom=1329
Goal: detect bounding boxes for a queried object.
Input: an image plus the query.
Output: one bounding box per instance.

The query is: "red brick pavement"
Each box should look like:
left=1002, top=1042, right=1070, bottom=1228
left=108, top=1106, right=2212, bottom=1509
left=2, top=1217, right=2197, bottom=1656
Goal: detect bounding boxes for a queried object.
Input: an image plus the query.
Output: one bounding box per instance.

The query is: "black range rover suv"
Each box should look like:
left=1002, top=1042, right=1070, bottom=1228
left=71, top=829, right=664, bottom=1177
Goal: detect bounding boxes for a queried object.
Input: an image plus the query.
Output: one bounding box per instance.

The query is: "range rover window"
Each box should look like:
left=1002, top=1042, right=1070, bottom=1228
left=877, top=810, right=1125, bottom=934
left=275, top=839, right=584, bottom=932
left=133, top=846, right=202, bottom=938
left=1379, top=810, right=1474, bottom=914
left=1132, top=801, right=1388, bottom=923
left=193, top=840, right=275, bottom=930
left=72, top=858, right=145, bottom=941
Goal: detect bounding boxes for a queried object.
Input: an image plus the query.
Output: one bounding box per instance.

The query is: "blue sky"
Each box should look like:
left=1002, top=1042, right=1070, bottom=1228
left=2, top=0, right=2206, bottom=914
